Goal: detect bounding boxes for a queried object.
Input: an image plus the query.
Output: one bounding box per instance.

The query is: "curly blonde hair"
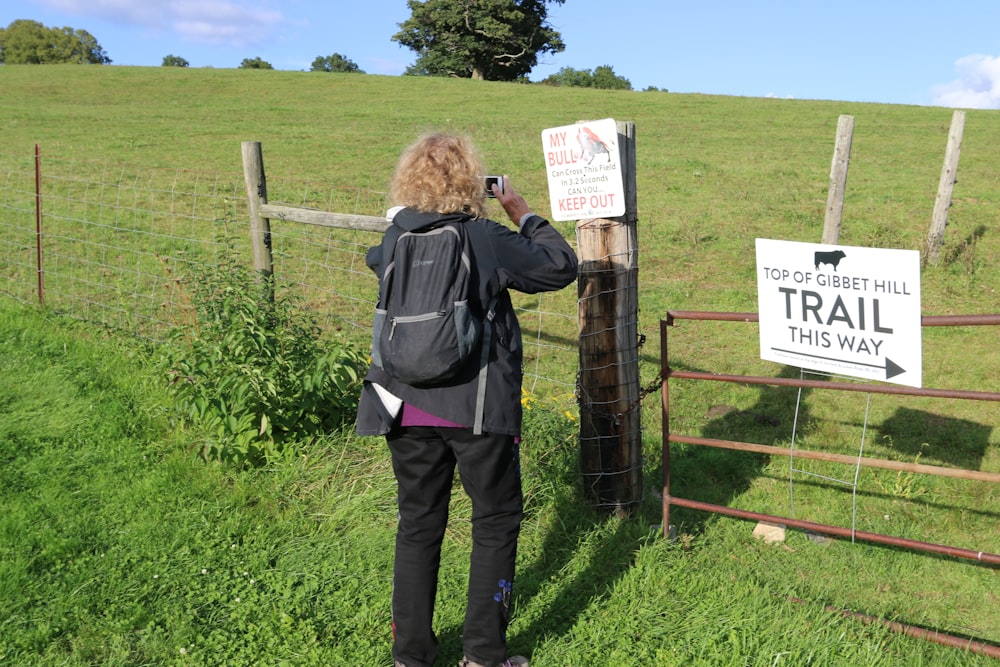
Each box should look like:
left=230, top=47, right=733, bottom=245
left=390, top=133, right=488, bottom=218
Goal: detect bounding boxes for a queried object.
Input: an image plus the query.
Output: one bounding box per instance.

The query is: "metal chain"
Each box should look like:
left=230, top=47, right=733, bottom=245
left=576, top=332, right=663, bottom=424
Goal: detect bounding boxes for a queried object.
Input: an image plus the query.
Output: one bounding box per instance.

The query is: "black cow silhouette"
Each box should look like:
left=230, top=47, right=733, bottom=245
left=814, top=249, right=846, bottom=271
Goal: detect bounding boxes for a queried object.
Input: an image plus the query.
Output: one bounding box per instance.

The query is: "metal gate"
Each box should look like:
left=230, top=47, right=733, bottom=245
left=660, top=311, right=1000, bottom=565
left=659, top=310, right=1000, bottom=656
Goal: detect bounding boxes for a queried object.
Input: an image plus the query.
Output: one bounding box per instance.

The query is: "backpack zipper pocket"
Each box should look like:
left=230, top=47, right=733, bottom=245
left=388, top=311, right=447, bottom=340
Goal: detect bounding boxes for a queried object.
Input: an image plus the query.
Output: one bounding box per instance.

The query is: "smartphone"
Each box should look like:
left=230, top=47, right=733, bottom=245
left=484, top=175, right=504, bottom=198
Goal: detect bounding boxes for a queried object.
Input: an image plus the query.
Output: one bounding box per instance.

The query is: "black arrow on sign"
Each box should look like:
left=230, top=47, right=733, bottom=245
left=883, top=357, right=906, bottom=380
left=771, top=348, right=906, bottom=380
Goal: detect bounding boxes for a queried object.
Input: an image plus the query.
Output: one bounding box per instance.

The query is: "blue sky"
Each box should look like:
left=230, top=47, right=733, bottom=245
left=4, top=0, right=1000, bottom=108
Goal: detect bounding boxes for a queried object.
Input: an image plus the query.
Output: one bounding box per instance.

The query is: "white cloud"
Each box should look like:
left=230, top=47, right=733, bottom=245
left=36, top=0, right=164, bottom=25
left=931, top=54, right=1000, bottom=109
left=36, top=0, right=285, bottom=47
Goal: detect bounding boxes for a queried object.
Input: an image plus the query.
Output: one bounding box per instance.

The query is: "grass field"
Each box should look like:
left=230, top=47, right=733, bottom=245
left=0, top=65, right=998, bottom=665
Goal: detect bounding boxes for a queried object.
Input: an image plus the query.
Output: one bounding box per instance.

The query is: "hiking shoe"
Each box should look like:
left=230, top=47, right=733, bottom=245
left=459, top=656, right=528, bottom=667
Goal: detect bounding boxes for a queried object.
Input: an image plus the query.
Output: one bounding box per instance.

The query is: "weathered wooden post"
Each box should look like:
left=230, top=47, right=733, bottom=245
left=822, top=115, right=854, bottom=245
left=576, top=120, right=641, bottom=516
left=241, top=141, right=274, bottom=300
left=926, top=110, right=965, bottom=265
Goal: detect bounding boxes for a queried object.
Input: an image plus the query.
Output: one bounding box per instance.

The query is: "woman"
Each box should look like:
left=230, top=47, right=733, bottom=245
left=356, top=133, right=578, bottom=667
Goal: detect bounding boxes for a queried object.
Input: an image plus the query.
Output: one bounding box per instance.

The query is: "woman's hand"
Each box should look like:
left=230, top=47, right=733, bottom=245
left=493, top=176, right=532, bottom=228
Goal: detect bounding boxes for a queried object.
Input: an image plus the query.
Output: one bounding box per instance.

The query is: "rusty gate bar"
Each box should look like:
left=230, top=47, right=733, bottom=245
left=35, top=144, right=44, bottom=305
left=786, top=596, right=1000, bottom=660
left=670, top=434, right=1000, bottom=483
left=667, top=370, right=1000, bottom=402
left=668, top=496, right=1000, bottom=565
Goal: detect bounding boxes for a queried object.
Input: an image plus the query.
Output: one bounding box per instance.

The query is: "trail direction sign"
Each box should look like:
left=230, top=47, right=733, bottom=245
left=541, top=118, right=625, bottom=221
left=756, top=239, right=922, bottom=387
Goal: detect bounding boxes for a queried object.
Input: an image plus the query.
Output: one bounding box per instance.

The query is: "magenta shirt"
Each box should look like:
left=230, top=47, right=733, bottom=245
left=399, top=402, right=520, bottom=444
left=400, top=402, right=466, bottom=428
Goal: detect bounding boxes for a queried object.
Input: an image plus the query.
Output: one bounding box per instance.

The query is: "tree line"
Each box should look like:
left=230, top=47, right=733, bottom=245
left=0, top=19, right=110, bottom=64
left=0, top=21, right=366, bottom=74
left=2, top=2, right=663, bottom=91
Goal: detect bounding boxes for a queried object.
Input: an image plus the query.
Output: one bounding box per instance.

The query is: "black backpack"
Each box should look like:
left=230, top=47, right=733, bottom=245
left=371, top=220, right=497, bottom=430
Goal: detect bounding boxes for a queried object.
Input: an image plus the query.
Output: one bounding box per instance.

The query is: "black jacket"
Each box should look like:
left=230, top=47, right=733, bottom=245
left=355, top=207, right=578, bottom=437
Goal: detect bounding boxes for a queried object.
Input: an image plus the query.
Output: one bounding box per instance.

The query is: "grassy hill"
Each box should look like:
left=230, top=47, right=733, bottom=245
left=3, top=65, right=998, bottom=315
left=1, top=65, right=998, bottom=665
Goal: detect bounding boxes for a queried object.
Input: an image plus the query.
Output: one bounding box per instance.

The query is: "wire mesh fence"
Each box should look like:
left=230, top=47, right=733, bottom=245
left=0, top=150, right=580, bottom=400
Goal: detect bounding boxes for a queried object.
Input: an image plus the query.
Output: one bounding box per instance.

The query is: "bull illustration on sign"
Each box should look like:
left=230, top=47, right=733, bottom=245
left=815, top=249, right=847, bottom=271
left=577, top=126, right=613, bottom=164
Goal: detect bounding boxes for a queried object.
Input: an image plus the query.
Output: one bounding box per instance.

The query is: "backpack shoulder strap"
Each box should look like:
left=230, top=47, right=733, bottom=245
left=376, top=222, right=405, bottom=301
left=464, top=219, right=502, bottom=435
left=380, top=221, right=405, bottom=266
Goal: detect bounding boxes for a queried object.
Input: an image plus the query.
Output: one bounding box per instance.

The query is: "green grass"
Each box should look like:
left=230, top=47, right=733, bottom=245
left=0, top=65, right=999, bottom=664
left=0, top=300, right=995, bottom=666
left=3, top=66, right=999, bottom=336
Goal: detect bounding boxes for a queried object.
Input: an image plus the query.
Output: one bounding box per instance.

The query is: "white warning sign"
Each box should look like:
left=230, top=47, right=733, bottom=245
left=541, top=118, right=625, bottom=221
left=756, top=239, right=923, bottom=387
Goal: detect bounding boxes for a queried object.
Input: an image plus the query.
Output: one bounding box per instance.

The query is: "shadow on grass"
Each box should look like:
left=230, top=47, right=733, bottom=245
left=750, top=472, right=1000, bottom=523
left=434, top=369, right=813, bottom=660
left=430, top=423, right=656, bottom=662
left=430, top=360, right=972, bottom=661
left=943, top=224, right=988, bottom=266
left=878, top=406, right=994, bottom=470
left=666, top=364, right=813, bottom=532
left=504, top=442, right=648, bottom=660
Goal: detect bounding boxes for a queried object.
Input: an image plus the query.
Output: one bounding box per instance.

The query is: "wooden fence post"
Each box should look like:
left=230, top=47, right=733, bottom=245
left=241, top=141, right=274, bottom=299
left=823, top=115, right=854, bottom=245
left=576, top=120, right=641, bottom=516
left=926, top=110, right=965, bottom=265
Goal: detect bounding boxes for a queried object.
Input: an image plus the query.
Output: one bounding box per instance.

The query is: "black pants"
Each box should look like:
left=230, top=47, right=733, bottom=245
left=388, top=426, right=523, bottom=667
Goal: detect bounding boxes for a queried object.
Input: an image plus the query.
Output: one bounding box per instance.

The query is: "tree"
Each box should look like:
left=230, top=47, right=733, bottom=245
left=591, top=65, right=631, bottom=90
left=162, top=54, right=189, bottom=67
left=540, top=66, right=591, bottom=87
left=0, top=19, right=110, bottom=64
left=310, top=53, right=364, bottom=73
left=541, top=65, right=632, bottom=90
left=239, top=57, right=273, bottom=70
left=393, top=0, right=565, bottom=81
